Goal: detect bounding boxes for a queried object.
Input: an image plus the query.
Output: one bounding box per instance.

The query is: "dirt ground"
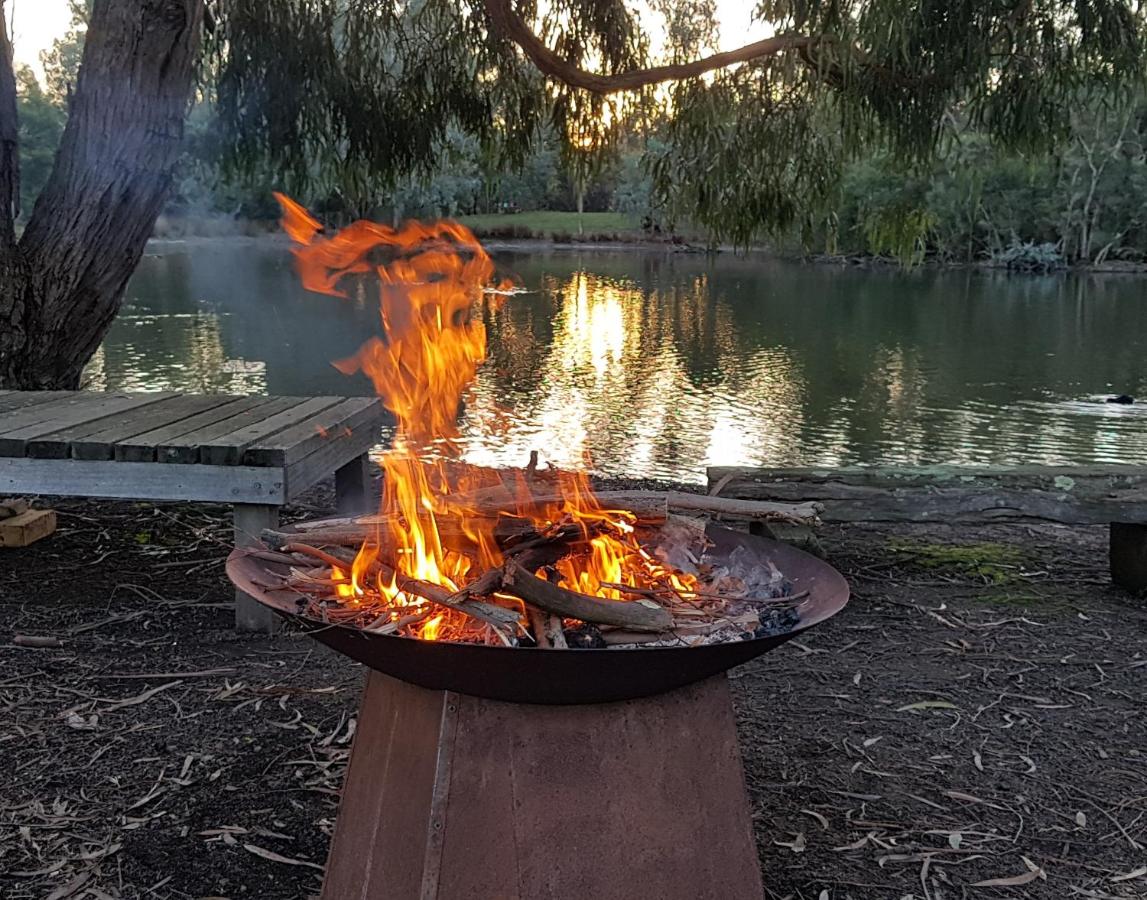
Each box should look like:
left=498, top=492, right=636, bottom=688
left=1, top=485, right=1145, bottom=900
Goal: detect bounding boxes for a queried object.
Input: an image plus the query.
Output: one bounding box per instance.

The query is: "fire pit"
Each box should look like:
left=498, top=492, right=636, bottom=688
left=229, top=521, right=847, bottom=704
left=225, top=197, right=851, bottom=898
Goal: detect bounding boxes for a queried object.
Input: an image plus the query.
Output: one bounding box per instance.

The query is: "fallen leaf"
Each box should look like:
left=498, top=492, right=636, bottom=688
left=243, top=843, right=324, bottom=871
left=1076, top=811, right=1087, bottom=828
left=973, top=749, right=983, bottom=772
left=863, top=736, right=883, bottom=747
left=898, top=700, right=959, bottom=712
left=774, top=832, right=806, bottom=853
left=46, top=872, right=91, bottom=900
left=1112, top=866, right=1147, bottom=882
left=948, top=832, right=963, bottom=850
left=833, top=834, right=870, bottom=852
left=972, top=870, right=1042, bottom=887
left=801, top=808, right=829, bottom=830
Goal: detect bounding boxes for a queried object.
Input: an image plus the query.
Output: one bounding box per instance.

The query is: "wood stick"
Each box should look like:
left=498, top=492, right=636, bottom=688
left=13, top=634, right=63, bottom=648
left=501, top=562, right=673, bottom=632
left=282, top=543, right=519, bottom=629
left=526, top=606, right=550, bottom=648
left=449, top=488, right=669, bottom=524
left=545, top=615, right=568, bottom=648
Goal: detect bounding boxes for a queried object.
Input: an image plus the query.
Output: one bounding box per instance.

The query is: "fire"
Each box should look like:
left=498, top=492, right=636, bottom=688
left=276, top=194, right=697, bottom=642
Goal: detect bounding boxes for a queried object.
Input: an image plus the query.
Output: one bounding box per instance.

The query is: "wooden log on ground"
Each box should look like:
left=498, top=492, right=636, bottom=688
left=502, top=562, right=673, bottom=632
left=707, top=465, right=1147, bottom=525
left=1110, top=523, right=1147, bottom=594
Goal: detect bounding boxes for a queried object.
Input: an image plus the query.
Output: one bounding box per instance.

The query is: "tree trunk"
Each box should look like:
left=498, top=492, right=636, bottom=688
left=576, top=173, right=585, bottom=235
left=0, top=0, right=203, bottom=390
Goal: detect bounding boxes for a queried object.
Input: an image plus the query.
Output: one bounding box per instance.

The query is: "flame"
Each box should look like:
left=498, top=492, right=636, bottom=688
left=276, top=194, right=697, bottom=642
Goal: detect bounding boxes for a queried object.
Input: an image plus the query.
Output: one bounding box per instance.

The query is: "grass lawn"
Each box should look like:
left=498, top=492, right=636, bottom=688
left=455, top=210, right=640, bottom=238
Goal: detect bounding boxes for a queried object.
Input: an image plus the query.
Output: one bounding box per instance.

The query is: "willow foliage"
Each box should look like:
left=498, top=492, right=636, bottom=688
left=212, top=0, right=1147, bottom=242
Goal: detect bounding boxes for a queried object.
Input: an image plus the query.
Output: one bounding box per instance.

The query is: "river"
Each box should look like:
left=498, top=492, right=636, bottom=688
left=87, top=239, right=1147, bottom=483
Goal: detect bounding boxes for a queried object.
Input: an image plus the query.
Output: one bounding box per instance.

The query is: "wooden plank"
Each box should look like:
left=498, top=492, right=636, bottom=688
left=0, top=509, right=57, bottom=547
left=234, top=504, right=281, bottom=634
left=199, top=396, right=345, bottom=466
left=706, top=465, right=1147, bottom=525
left=243, top=397, right=385, bottom=467
left=284, top=416, right=382, bottom=501
left=26, top=393, right=184, bottom=460
left=0, top=457, right=286, bottom=504
left=118, top=395, right=269, bottom=462
left=0, top=391, right=74, bottom=414
left=67, top=395, right=240, bottom=461
left=0, top=393, right=117, bottom=437
left=156, top=397, right=303, bottom=464
left=0, top=393, right=176, bottom=458
left=336, top=453, right=374, bottom=514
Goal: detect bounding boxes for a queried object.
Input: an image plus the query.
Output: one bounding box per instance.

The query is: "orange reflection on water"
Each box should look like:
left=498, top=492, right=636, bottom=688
left=460, top=268, right=807, bottom=481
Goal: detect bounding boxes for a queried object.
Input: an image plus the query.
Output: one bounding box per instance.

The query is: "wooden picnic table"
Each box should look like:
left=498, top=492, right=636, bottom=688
left=0, top=390, right=388, bottom=632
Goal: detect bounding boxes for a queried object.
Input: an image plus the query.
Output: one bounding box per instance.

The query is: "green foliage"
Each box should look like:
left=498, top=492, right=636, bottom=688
left=14, top=67, right=65, bottom=219
left=995, top=239, right=1066, bottom=272
left=203, top=1, right=1147, bottom=243
left=40, top=0, right=88, bottom=104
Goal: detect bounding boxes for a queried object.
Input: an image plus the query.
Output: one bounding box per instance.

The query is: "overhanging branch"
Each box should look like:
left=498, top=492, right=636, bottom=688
left=0, top=0, right=20, bottom=245
left=481, top=0, right=818, bottom=94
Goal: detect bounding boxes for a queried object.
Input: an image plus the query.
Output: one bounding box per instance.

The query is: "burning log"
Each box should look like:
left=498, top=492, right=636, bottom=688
left=502, top=561, right=673, bottom=633
left=281, top=542, right=520, bottom=631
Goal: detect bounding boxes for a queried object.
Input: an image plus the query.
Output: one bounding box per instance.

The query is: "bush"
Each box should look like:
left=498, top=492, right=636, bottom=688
left=993, top=239, right=1066, bottom=273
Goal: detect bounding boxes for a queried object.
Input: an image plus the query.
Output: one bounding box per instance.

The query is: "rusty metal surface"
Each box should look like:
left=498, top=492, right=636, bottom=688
left=323, top=671, right=764, bottom=900
left=319, top=673, right=445, bottom=900
left=227, top=524, right=850, bottom=704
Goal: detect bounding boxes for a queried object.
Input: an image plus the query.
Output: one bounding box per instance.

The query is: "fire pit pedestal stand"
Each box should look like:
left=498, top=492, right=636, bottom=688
left=323, top=670, right=765, bottom=900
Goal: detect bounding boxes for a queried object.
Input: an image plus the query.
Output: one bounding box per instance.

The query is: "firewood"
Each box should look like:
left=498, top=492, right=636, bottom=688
left=449, top=488, right=669, bottom=525
left=13, top=634, right=63, bottom=648
left=262, top=514, right=536, bottom=555
left=526, top=605, right=551, bottom=648
left=501, top=562, right=673, bottom=632
left=545, top=615, right=568, bottom=648
left=282, top=542, right=519, bottom=630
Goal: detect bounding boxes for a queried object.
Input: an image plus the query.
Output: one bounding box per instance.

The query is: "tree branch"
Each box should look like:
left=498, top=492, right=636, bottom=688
left=481, top=0, right=817, bottom=94
left=0, top=0, right=19, bottom=245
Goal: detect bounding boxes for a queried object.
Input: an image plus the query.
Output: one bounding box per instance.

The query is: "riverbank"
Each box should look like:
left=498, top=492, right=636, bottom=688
left=2, top=481, right=1144, bottom=898
left=144, top=225, right=1147, bottom=276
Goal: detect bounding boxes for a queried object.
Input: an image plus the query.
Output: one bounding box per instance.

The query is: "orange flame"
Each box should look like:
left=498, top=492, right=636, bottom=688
left=276, top=194, right=696, bottom=641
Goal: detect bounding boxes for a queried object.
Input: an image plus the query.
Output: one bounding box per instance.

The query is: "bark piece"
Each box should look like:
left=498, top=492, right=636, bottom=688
left=502, top=561, right=672, bottom=632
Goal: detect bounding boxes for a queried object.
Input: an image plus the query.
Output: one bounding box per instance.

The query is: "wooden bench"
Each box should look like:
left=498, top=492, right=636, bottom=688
left=708, top=465, right=1147, bottom=594
left=0, top=390, right=388, bottom=631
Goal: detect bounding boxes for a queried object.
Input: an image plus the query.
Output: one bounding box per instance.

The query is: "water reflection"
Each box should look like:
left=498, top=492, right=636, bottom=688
left=101, top=243, right=1147, bottom=482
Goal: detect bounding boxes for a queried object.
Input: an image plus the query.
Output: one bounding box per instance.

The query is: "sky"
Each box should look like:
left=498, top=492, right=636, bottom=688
left=9, top=0, right=767, bottom=82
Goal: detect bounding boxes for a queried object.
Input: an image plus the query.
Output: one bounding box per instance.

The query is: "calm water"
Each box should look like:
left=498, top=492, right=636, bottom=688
left=88, top=240, right=1147, bottom=483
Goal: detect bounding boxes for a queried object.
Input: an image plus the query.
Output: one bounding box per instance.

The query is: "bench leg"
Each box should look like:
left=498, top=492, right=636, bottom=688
left=1110, top=523, right=1147, bottom=595
left=335, top=452, right=374, bottom=515
left=234, top=503, right=281, bottom=633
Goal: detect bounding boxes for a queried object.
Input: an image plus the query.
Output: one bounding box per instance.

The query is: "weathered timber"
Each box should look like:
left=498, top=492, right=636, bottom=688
left=449, top=486, right=818, bottom=525
left=0, top=509, right=57, bottom=547
left=707, top=466, right=1147, bottom=525
left=1110, top=524, right=1147, bottom=594
left=502, top=561, right=673, bottom=632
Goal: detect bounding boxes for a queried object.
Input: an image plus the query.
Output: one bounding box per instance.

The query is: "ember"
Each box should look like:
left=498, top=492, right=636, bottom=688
left=260, top=195, right=808, bottom=649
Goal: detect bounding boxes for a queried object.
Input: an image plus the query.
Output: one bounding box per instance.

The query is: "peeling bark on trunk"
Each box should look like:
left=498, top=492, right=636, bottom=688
left=0, top=0, right=203, bottom=389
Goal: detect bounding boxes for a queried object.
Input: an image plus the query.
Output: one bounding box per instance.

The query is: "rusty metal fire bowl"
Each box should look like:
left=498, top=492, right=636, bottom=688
left=227, top=523, right=849, bottom=704
left=226, top=524, right=849, bottom=900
